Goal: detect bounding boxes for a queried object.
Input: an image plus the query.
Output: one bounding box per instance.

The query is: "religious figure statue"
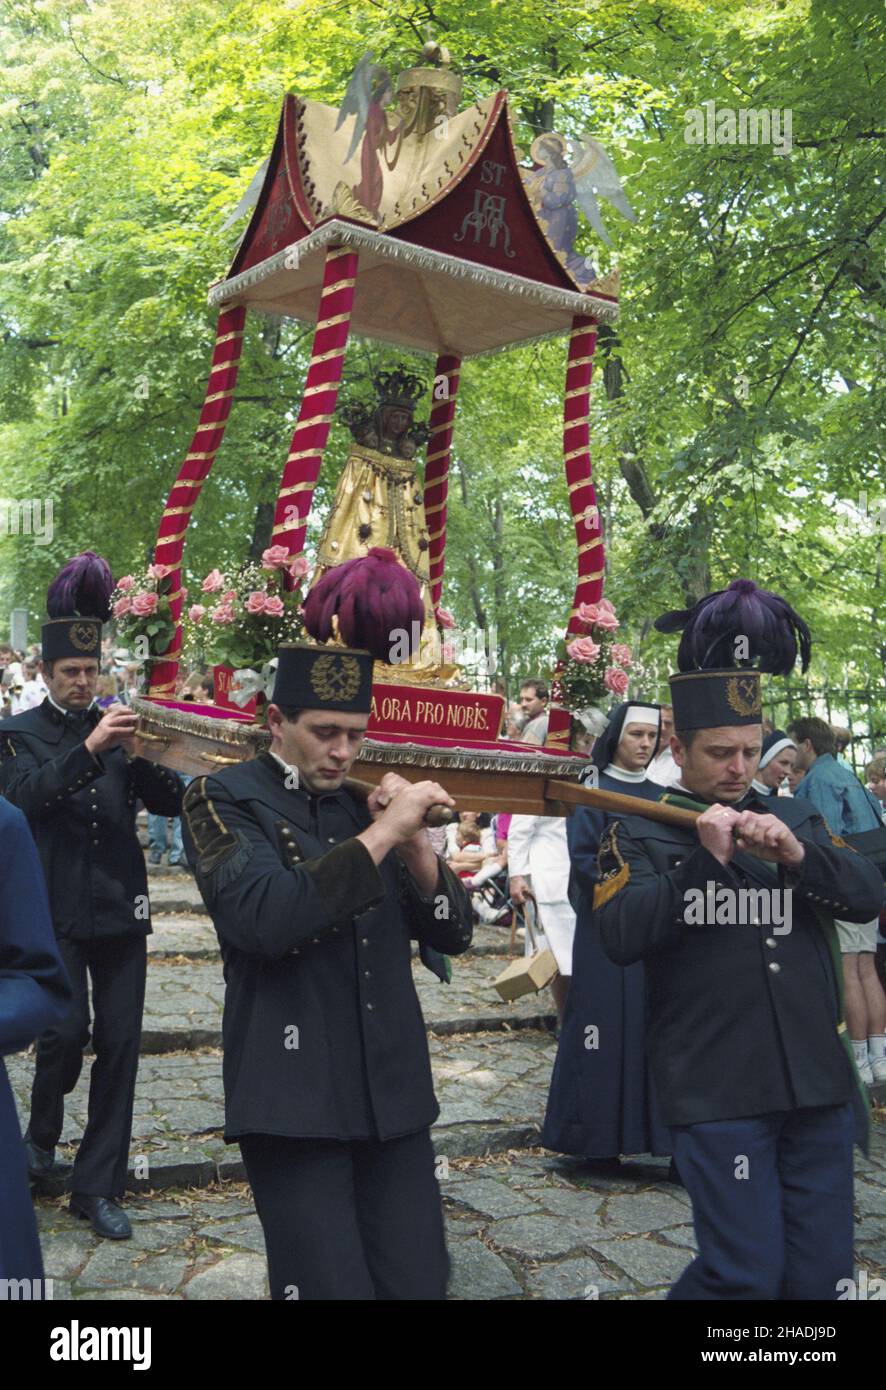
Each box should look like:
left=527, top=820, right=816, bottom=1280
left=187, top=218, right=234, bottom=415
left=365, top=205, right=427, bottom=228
left=310, top=368, right=460, bottom=683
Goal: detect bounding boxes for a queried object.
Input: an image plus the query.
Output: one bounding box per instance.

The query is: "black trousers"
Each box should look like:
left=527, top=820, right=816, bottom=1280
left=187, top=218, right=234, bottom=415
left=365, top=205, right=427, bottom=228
left=239, top=1128, right=450, bottom=1300
left=29, top=933, right=146, bottom=1197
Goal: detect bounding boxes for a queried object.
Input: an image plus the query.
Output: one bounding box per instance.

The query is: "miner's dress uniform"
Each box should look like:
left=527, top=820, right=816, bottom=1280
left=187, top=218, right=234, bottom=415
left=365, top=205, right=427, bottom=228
left=595, top=786, right=884, bottom=1298
left=0, top=799, right=71, bottom=1280
left=182, top=748, right=473, bottom=1300
left=0, top=698, right=183, bottom=1196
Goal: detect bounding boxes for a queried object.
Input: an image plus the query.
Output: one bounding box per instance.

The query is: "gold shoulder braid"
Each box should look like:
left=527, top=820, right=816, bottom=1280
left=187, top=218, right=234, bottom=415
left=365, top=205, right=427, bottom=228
left=183, top=776, right=244, bottom=879
left=593, top=822, right=630, bottom=909
left=821, top=816, right=853, bottom=851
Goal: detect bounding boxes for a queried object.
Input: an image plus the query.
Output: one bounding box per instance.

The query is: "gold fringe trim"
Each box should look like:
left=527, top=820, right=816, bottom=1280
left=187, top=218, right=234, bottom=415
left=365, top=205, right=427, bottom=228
left=593, top=862, right=629, bottom=909
left=208, top=219, right=620, bottom=349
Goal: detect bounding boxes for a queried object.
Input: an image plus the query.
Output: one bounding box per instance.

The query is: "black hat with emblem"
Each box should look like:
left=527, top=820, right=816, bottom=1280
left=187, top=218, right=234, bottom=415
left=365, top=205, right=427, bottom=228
left=42, top=551, right=114, bottom=662
left=654, top=579, right=812, bottom=733
left=271, top=642, right=374, bottom=713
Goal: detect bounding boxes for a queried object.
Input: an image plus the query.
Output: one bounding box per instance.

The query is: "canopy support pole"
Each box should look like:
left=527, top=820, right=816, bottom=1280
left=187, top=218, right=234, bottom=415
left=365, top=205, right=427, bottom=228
left=148, top=304, right=247, bottom=696
left=270, top=244, right=358, bottom=568
left=563, top=314, right=604, bottom=628
left=423, top=354, right=461, bottom=613
left=547, top=314, right=604, bottom=751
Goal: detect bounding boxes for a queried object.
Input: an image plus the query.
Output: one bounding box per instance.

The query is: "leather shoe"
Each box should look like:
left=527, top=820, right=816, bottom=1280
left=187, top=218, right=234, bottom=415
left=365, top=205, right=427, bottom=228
left=70, top=1193, right=132, bottom=1240
left=23, top=1129, right=71, bottom=1181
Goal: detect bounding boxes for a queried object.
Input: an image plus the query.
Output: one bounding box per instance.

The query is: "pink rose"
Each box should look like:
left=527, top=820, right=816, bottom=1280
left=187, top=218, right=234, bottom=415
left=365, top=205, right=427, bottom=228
left=130, top=592, right=159, bottom=616
left=604, top=666, right=630, bottom=695
left=263, top=595, right=284, bottom=617
left=576, top=602, right=601, bottom=627
left=201, top=569, right=224, bottom=593
left=222, top=589, right=236, bottom=602
left=595, top=610, right=620, bottom=631
left=261, top=545, right=290, bottom=570
left=288, top=554, right=309, bottom=581
left=610, top=643, right=632, bottom=668
left=245, top=592, right=268, bottom=614
left=566, top=637, right=601, bottom=663
left=211, top=603, right=235, bottom=624
left=147, top=563, right=172, bottom=580
left=435, top=606, right=455, bottom=629
left=187, top=604, right=206, bottom=622
left=116, top=575, right=135, bottom=592
left=598, top=598, right=616, bottom=615
left=113, top=596, right=132, bottom=618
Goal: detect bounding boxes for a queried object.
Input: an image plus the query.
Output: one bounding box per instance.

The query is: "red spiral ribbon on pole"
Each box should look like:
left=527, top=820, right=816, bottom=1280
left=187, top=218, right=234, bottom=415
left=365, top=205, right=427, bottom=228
left=423, top=353, right=461, bottom=611
left=148, top=305, right=247, bottom=696
left=563, top=315, right=603, bottom=632
left=270, top=245, right=358, bottom=567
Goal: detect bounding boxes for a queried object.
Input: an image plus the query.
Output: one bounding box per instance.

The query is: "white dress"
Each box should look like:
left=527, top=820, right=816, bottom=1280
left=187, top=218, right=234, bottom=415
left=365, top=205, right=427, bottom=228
left=508, top=815, right=576, bottom=975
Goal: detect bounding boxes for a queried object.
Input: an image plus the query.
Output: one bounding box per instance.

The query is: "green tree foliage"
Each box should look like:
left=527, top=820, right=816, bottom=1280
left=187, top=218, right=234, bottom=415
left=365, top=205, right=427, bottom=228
left=0, top=0, right=883, bottom=710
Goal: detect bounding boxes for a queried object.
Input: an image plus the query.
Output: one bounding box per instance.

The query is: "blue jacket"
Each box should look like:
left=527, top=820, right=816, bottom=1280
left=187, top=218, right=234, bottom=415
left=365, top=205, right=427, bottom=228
left=0, top=799, right=71, bottom=1280
left=794, top=753, right=883, bottom=836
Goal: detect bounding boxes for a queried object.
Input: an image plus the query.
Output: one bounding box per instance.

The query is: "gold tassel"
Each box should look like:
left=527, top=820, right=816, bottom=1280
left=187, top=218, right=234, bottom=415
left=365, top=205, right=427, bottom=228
left=593, top=863, right=629, bottom=909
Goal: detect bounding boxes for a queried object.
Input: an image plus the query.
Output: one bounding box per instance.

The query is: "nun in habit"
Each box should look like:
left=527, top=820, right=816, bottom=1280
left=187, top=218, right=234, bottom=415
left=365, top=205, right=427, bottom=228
left=750, top=729, right=797, bottom=798
left=542, top=702, right=672, bottom=1163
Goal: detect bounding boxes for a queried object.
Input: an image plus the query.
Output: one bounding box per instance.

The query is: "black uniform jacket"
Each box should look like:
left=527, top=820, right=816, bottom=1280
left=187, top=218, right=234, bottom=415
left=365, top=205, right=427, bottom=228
left=181, top=752, right=474, bottom=1143
left=594, top=789, right=885, bottom=1128
left=0, top=698, right=183, bottom=940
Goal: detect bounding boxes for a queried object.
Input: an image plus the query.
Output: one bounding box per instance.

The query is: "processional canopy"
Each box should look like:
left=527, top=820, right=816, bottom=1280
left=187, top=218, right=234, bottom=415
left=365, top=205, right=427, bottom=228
left=209, top=44, right=620, bottom=356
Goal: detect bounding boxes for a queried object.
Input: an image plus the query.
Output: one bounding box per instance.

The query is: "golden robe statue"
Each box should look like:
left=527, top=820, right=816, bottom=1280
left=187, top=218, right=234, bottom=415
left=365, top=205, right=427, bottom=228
left=309, top=370, right=462, bottom=684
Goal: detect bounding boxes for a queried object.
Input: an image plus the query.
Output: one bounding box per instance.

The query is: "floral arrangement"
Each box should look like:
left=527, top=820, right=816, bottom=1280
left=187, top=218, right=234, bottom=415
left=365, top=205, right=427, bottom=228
left=185, top=547, right=308, bottom=672
left=555, top=598, right=634, bottom=734
left=110, top=564, right=179, bottom=673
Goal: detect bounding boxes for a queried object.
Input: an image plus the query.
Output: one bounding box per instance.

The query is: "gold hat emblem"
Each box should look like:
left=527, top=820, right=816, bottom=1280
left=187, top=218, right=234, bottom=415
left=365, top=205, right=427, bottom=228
left=310, top=653, right=361, bottom=703
left=725, top=675, right=761, bottom=718
left=69, top=621, right=99, bottom=652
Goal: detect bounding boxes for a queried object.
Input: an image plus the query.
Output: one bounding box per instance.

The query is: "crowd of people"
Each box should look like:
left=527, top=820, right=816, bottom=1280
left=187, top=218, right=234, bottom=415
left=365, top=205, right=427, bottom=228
left=2, top=560, right=886, bottom=1303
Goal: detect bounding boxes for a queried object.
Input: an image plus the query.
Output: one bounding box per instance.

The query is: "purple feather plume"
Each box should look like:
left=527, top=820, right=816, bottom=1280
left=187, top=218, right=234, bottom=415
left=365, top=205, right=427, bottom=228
left=46, top=551, right=114, bottom=621
left=303, top=548, right=424, bottom=663
left=654, top=578, right=811, bottom=675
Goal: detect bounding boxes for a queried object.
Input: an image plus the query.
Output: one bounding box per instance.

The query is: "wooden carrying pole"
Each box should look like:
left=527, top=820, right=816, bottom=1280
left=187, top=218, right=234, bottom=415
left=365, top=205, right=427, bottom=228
left=344, top=775, right=701, bottom=831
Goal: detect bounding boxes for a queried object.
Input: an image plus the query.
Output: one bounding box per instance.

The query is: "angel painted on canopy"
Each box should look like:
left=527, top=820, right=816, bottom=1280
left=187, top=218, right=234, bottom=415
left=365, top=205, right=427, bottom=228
left=335, top=52, right=407, bottom=220
left=526, top=132, right=636, bottom=286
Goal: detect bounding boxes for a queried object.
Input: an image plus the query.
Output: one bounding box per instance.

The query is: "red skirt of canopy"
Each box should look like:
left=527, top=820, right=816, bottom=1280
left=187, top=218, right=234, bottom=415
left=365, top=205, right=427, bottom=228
left=145, top=85, right=617, bottom=748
